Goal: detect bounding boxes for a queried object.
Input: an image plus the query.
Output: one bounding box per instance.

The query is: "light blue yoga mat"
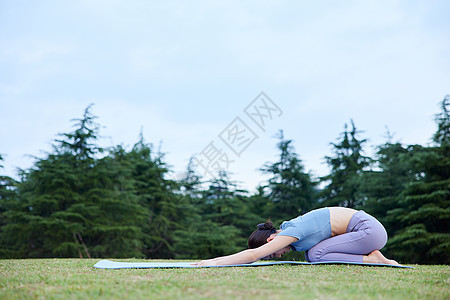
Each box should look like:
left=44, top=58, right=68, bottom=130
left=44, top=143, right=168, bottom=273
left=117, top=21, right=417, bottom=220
left=94, top=259, right=413, bottom=269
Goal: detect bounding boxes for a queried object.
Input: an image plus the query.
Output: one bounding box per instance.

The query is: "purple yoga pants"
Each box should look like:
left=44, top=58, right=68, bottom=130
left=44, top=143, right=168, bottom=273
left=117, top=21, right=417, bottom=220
left=306, top=210, right=388, bottom=263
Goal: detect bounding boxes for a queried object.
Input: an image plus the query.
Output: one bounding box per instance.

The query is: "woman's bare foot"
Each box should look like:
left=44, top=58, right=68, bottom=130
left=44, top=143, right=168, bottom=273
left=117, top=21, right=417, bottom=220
left=363, top=250, right=400, bottom=265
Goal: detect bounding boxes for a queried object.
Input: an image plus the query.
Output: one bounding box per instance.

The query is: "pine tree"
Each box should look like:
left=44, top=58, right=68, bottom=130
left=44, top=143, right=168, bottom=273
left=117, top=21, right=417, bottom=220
left=126, top=136, right=180, bottom=259
left=202, top=171, right=259, bottom=232
left=260, top=130, right=317, bottom=221
left=320, top=120, right=372, bottom=208
left=2, top=105, right=148, bottom=258
left=362, top=142, right=408, bottom=218
left=359, top=140, right=429, bottom=262
left=172, top=215, right=241, bottom=259
left=176, top=156, right=203, bottom=207
left=10, top=104, right=102, bottom=258
left=433, top=95, right=450, bottom=148
left=361, top=141, right=419, bottom=216
left=202, top=172, right=245, bottom=224
left=385, top=96, right=450, bottom=264
left=173, top=170, right=259, bottom=258
left=0, top=155, right=19, bottom=257
left=87, top=146, right=146, bottom=258
left=0, top=154, right=17, bottom=225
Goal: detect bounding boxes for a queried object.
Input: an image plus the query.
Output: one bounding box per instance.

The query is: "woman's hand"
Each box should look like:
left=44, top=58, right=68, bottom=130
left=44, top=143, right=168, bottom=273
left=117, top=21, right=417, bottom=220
left=190, top=259, right=219, bottom=267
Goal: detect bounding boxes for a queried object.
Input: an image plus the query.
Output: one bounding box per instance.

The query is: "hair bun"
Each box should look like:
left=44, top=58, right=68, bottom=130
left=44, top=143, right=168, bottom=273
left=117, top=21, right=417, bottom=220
left=257, top=219, right=276, bottom=231
left=257, top=223, right=266, bottom=230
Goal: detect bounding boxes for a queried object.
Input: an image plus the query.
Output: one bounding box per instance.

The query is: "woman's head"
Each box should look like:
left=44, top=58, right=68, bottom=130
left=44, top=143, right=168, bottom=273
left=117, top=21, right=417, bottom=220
left=248, top=218, right=277, bottom=249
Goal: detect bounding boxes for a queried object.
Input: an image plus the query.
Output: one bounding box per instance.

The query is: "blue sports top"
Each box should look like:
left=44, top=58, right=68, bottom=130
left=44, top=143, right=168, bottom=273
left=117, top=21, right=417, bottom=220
left=277, top=207, right=332, bottom=252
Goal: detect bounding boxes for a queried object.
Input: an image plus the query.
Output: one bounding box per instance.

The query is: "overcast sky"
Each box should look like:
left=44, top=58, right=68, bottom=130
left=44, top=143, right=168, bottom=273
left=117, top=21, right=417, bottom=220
left=1, top=0, right=449, bottom=191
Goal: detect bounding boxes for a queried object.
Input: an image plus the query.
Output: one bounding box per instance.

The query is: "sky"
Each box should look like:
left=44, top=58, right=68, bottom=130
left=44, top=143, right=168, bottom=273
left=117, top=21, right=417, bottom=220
left=1, top=0, right=449, bottom=192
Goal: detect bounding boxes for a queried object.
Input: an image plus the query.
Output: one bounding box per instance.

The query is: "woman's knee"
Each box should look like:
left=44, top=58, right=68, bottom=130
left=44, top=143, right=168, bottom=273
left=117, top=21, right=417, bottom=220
left=367, top=219, right=388, bottom=250
left=375, top=227, right=388, bottom=249
left=306, top=246, right=322, bottom=262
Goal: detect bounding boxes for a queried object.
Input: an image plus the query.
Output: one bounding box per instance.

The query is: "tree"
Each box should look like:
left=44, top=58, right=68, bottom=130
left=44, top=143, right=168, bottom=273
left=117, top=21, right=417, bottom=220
left=54, top=104, right=103, bottom=160
left=260, top=130, right=317, bottom=221
left=433, top=95, right=450, bottom=148
left=319, top=120, right=372, bottom=208
left=2, top=105, right=147, bottom=258
left=358, top=139, right=434, bottom=264
left=359, top=126, right=420, bottom=218
left=0, top=154, right=17, bottom=225
left=173, top=170, right=260, bottom=259
left=126, top=136, right=180, bottom=259
left=8, top=105, right=103, bottom=258
left=0, top=155, right=19, bottom=257
left=87, top=146, right=146, bottom=258
left=172, top=216, right=241, bottom=259
left=385, top=96, right=450, bottom=264
left=361, top=141, right=421, bottom=229
left=202, top=171, right=259, bottom=233
left=179, top=156, right=203, bottom=199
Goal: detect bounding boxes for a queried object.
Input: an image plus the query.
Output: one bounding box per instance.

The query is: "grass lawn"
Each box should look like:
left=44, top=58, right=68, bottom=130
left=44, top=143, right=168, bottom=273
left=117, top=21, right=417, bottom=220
left=0, top=259, right=448, bottom=299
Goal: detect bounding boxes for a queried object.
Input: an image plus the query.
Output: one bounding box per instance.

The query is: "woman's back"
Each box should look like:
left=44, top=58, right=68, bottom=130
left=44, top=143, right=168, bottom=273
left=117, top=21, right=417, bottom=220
left=329, top=207, right=358, bottom=236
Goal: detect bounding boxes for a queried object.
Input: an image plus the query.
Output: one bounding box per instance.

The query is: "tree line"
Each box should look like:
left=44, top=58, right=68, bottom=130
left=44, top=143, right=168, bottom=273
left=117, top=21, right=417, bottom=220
left=0, top=96, right=448, bottom=264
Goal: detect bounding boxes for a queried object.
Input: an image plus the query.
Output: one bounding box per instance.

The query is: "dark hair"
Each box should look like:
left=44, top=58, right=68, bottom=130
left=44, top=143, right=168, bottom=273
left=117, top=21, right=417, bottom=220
left=248, top=218, right=277, bottom=249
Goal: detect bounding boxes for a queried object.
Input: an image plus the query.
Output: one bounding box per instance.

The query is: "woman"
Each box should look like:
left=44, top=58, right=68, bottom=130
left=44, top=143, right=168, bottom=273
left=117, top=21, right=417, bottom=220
left=193, top=207, right=399, bottom=266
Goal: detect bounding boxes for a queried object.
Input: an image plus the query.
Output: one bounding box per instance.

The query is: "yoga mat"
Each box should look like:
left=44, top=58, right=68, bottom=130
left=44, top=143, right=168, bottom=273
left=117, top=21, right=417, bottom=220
left=94, top=259, right=413, bottom=269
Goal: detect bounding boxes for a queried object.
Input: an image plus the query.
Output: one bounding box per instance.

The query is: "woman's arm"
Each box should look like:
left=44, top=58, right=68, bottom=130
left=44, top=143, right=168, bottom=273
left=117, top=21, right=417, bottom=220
left=192, top=235, right=297, bottom=266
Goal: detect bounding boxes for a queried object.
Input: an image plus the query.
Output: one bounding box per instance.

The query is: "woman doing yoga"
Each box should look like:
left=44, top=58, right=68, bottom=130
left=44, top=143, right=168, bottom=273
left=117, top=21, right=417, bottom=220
left=193, top=207, right=399, bottom=266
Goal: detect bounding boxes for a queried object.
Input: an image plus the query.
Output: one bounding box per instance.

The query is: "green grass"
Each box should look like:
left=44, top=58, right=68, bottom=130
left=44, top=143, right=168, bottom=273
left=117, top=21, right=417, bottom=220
left=0, top=259, right=448, bottom=299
